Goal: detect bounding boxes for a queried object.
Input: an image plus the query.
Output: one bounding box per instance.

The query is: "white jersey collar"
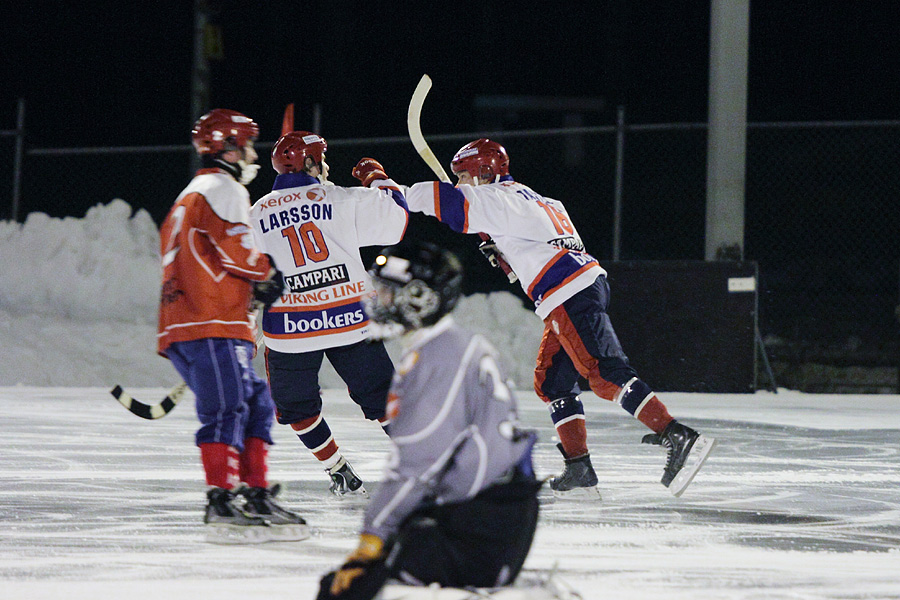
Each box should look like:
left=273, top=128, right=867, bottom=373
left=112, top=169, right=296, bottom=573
left=403, top=315, right=455, bottom=351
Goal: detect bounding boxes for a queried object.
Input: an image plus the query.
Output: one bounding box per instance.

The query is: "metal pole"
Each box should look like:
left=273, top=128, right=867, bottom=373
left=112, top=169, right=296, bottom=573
left=612, top=105, right=625, bottom=261
left=11, top=98, right=25, bottom=222
left=190, top=0, right=210, bottom=174
left=705, top=0, right=749, bottom=260
left=312, top=103, right=322, bottom=135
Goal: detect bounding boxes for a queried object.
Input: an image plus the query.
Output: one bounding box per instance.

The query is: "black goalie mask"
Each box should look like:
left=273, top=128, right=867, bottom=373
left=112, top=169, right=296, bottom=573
left=365, top=241, right=463, bottom=336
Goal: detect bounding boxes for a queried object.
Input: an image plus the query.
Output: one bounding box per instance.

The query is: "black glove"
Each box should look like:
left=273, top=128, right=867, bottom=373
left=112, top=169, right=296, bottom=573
left=316, top=533, right=389, bottom=600
left=316, top=561, right=389, bottom=600
left=478, top=240, right=502, bottom=269
left=252, top=263, right=285, bottom=309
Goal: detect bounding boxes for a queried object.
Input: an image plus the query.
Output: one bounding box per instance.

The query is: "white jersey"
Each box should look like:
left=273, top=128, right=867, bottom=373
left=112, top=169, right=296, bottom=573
left=250, top=172, right=408, bottom=352
left=405, top=177, right=604, bottom=318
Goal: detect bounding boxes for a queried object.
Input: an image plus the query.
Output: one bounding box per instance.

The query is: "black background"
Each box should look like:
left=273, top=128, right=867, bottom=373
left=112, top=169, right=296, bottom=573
left=4, top=2, right=899, bottom=148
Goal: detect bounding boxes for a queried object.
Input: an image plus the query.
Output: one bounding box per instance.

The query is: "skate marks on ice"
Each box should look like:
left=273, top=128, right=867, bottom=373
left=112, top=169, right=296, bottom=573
left=535, top=415, right=900, bottom=555
left=2, top=388, right=900, bottom=599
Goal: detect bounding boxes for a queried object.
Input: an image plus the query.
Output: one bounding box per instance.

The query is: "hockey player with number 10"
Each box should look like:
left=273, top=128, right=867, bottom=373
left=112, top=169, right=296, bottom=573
left=249, top=131, right=409, bottom=497
left=402, top=138, right=716, bottom=498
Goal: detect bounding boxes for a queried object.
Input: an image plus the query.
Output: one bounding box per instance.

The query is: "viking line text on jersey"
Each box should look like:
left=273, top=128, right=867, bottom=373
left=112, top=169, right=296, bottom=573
left=281, top=280, right=366, bottom=305
left=258, top=204, right=334, bottom=233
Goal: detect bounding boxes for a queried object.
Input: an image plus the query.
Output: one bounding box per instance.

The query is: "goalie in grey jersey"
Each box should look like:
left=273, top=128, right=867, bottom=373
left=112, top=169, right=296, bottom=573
left=317, top=241, right=541, bottom=600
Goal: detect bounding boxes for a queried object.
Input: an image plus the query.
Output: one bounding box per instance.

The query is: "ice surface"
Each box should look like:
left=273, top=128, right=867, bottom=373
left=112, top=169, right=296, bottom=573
left=2, top=202, right=899, bottom=599
left=2, top=389, right=899, bottom=600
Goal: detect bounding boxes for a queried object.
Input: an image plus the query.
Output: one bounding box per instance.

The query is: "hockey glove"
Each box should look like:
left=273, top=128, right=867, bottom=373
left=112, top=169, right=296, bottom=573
left=352, top=158, right=389, bottom=187
left=252, top=263, right=285, bottom=310
left=478, top=240, right=502, bottom=269
left=320, top=534, right=387, bottom=600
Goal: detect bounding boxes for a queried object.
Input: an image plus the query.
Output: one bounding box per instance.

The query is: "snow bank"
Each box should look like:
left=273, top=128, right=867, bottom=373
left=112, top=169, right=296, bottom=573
left=0, top=201, right=542, bottom=387
left=0, top=199, right=160, bottom=323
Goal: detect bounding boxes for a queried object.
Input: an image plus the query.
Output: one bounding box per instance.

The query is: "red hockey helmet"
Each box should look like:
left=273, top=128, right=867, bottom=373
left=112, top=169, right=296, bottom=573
left=450, top=138, right=510, bottom=182
left=271, top=131, right=328, bottom=174
left=191, top=109, right=259, bottom=155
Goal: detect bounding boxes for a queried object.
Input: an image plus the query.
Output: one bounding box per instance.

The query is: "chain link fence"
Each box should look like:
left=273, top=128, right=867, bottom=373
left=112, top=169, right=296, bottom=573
left=6, top=119, right=900, bottom=391
left=745, top=122, right=900, bottom=391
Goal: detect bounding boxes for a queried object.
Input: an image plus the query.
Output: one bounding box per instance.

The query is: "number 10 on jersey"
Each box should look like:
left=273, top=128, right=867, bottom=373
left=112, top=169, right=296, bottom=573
left=281, top=222, right=330, bottom=267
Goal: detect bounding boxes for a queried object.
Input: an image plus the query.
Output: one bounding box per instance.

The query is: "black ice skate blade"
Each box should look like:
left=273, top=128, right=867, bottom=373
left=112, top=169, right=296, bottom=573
left=265, top=523, right=311, bottom=542
left=204, top=523, right=272, bottom=545
left=668, top=435, right=717, bottom=498
left=546, top=485, right=602, bottom=502
left=330, top=486, right=371, bottom=504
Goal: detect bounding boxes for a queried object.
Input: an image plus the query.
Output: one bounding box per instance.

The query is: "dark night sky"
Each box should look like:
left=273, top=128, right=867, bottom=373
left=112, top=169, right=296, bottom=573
left=4, top=2, right=900, bottom=150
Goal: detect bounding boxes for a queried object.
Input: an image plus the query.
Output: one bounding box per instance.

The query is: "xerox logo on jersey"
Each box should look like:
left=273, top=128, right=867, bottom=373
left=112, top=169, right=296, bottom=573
left=260, top=186, right=328, bottom=208
left=285, top=264, right=350, bottom=293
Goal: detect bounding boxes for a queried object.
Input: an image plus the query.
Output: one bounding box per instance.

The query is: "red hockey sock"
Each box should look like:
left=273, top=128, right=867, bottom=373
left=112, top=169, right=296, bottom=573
left=636, top=395, right=674, bottom=433
left=239, top=437, right=268, bottom=489
left=555, top=418, right=589, bottom=458
left=199, top=442, right=239, bottom=489
left=291, top=415, right=340, bottom=466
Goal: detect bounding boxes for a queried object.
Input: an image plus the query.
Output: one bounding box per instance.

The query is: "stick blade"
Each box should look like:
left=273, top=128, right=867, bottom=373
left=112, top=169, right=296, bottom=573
left=109, top=382, right=188, bottom=420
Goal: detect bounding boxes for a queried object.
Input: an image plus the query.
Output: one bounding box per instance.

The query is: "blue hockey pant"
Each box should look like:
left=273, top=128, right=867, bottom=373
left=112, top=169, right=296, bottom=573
left=265, top=339, right=393, bottom=424
left=167, top=338, right=275, bottom=450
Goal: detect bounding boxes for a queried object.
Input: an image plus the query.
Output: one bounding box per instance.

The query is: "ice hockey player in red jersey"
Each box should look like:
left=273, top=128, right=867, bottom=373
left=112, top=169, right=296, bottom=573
left=250, top=132, right=409, bottom=497
left=158, top=108, right=308, bottom=543
left=402, top=138, right=716, bottom=498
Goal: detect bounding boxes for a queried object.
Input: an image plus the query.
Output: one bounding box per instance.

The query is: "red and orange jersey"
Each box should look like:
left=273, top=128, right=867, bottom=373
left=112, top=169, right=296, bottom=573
left=157, top=169, right=271, bottom=356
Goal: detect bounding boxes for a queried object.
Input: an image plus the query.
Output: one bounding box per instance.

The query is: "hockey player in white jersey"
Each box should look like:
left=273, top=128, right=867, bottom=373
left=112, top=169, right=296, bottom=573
left=249, top=131, right=408, bottom=496
left=317, top=240, right=541, bottom=600
left=402, top=138, right=715, bottom=498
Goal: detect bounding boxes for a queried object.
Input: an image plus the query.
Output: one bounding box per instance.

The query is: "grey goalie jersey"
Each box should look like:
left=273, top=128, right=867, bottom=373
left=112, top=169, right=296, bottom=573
left=361, top=316, right=533, bottom=542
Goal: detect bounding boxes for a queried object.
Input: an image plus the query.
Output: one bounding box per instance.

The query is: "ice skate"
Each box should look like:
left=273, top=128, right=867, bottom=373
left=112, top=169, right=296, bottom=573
left=203, top=487, right=271, bottom=544
left=642, top=421, right=716, bottom=497
left=547, top=443, right=601, bottom=500
left=237, top=484, right=310, bottom=542
left=327, top=456, right=369, bottom=499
